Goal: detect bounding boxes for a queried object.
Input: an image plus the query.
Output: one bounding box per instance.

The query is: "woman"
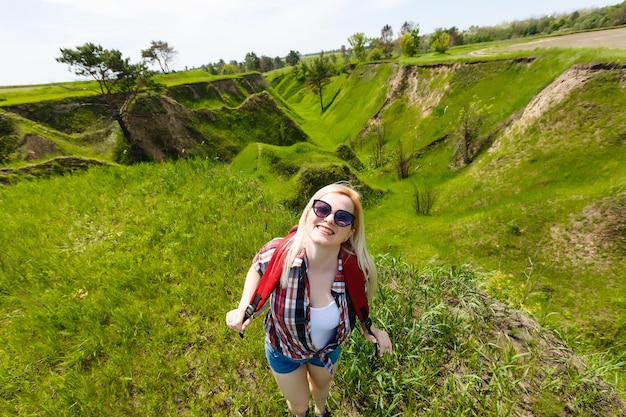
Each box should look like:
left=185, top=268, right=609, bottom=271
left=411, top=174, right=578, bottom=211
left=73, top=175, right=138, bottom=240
left=226, top=182, right=392, bottom=417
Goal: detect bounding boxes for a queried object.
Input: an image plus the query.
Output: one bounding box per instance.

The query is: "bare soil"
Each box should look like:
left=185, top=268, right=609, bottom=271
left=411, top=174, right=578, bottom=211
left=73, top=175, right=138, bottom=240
left=506, top=27, right=626, bottom=51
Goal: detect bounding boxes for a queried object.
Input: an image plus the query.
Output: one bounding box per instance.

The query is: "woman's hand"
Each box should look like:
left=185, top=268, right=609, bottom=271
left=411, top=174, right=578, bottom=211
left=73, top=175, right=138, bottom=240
left=225, top=307, right=252, bottom=333
left=364, top=324, right=392, bottom=356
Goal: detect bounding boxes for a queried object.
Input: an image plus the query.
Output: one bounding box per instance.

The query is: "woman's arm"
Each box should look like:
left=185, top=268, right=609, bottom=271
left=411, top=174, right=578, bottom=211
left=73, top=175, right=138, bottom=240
left=225, top=265, right=262, bottom=333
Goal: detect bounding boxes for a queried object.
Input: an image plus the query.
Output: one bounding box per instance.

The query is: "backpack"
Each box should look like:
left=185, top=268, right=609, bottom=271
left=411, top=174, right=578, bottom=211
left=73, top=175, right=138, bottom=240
left=240, top=226, right=373, bottom=337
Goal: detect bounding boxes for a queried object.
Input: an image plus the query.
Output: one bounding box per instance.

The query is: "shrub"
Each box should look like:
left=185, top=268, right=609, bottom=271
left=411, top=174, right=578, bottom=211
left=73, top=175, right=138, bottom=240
left=335, top=143, right=365, bottom=171
left=413, top=183, right=436, bottom=215
left=288, top=164, right=382, bottom=210
left=0, top=113, right=20, bottom=164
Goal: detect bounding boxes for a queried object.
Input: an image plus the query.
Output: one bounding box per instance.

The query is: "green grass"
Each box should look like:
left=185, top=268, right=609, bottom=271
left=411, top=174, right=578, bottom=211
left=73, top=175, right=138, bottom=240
left=0, top=71, right=218, bottom=107
left=284, top=49, right=626, bottom=394
left=247, top=50, right=626, bottom=378
left=1, top=161, right=623, bottom=415
left=267, top=64, right=393, bottom=149
left=0, top=160, right=293, bottom=415
left=2, top=36, right=626, bottom=413
left=0, top=81, right=99, bottom=106
left=1, top=110, right=119, bottom=164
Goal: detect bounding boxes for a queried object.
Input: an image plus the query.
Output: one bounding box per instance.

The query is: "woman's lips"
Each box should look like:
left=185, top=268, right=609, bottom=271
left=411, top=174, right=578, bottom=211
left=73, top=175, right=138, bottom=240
left=316, top=224, right=335, bottom=235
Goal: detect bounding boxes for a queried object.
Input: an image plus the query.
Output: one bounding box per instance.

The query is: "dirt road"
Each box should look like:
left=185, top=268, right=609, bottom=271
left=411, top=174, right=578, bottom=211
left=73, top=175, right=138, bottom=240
left=506, top=27, right=626, bottom=51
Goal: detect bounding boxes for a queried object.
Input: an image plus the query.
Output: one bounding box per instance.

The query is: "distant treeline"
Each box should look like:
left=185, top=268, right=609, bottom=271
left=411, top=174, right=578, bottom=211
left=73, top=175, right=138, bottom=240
left=461, top=0, right=626, bottom=44
left=199, top=1, right=625, bottom=76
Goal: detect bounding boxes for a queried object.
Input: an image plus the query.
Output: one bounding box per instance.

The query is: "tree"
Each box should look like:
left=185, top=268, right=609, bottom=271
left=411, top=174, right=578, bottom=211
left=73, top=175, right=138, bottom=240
left=395, top=141, right=413, bottom=179
left=57, top=42, right=161, bottom=141
left=141, top=40, right=177, bottom=73
left=430, top=28, right=451, bottom=53
left=369, top=125, right=388, bottom=169
left=204, top=63, right=218, bottom=75
left=454, top=99, right=490, bottom=166
left=367, top=48, right=384, bottom=61
left=400, top=21, right=420, bottom=51
left=244, top=52, right=260, bottom=71
left=259, top=55, right=274, bottom=72
left=214, top=59, right=226, bottom=74
left=286, top=50, right=301, bottom=66
left=340, top=45, right=351, bottom=68
left=273, top=56, right=285, bottom=69
left=400, top=21, right=413, bottom=35
left=410, top=27, right=421, bottom=51
left=380, top=24, right=394, bottom=58
left=446, top=27, right=464, bottom=46
left=293, top=60, right=308, bottom=80
left=399, top=33, right=417, bottom=57
left=308, top=52, right=333, bottom=112
left=348, top=32, right=368, bottom=62
left=221, top=63, right=240, bottom=75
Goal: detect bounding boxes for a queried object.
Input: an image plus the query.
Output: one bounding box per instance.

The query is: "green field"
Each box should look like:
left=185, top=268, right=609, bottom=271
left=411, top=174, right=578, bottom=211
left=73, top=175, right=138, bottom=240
left=1, top=38, right=625, bottom=415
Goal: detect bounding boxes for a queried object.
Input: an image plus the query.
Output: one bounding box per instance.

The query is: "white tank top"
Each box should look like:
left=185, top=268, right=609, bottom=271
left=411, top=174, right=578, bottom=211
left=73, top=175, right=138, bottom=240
left=310, top=301, right=340, bottom=349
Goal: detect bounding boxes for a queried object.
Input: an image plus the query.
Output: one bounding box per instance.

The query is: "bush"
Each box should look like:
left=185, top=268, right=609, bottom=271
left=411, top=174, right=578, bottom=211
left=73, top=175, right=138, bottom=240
left=413, top=183, right=436, bottom=215
left=367, top=48, right=385, bottom=61
left=335, top=144, right=365, bottom=171
left=0, top=113, right=20, bottom=164
left=288, top=164, right=382, bottom=210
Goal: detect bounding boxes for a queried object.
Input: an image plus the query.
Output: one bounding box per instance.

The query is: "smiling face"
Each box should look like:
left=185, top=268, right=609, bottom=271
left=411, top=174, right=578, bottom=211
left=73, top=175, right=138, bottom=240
left=306, top=192, right=355, bottom=247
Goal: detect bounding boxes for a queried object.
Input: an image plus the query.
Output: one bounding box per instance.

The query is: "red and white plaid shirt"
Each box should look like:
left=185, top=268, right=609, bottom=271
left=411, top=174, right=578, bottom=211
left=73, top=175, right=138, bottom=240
left=253, top=237, right=359, bottom=373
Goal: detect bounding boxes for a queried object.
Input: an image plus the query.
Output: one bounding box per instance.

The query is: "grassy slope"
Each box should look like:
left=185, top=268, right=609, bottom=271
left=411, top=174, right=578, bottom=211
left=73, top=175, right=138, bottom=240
left=229, top=48, right=626, bottom=362
left=0, top=161, right=294, bottom=415
left=261, top=48, right=626, bottom=383
left=1, top=42, right=626, bottom=414
left=2, top=161, right=624, bottom=416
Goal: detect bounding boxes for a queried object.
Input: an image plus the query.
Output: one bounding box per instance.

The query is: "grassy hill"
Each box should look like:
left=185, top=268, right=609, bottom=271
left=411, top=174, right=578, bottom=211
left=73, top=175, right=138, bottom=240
left=1, top=40, right=625, bottom=415
left=249, top=49, right=626, bottom=370
left=1, top=160, right=624, bottom=416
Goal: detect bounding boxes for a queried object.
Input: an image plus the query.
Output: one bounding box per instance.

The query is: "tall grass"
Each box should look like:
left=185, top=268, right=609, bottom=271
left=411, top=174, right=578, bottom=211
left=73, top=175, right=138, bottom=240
left=338, top=257, right=625, bottom=416
left=1, top=161, right=624, bottom=415
left=0, top=160, right=295, bottom=415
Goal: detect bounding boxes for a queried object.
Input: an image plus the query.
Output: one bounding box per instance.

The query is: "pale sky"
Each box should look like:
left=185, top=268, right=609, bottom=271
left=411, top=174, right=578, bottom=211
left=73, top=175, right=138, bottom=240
left=0, top=0, right=620, bottom=86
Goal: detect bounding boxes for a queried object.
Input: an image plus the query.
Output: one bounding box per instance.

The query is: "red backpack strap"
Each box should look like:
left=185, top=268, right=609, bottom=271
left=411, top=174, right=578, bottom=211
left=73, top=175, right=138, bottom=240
left=341, top=251, right=373, bottom=335
left=240, top=226, right=297, bottom=337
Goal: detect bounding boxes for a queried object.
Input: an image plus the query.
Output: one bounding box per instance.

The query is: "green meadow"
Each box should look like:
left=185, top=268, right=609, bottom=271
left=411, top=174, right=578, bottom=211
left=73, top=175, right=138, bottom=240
left=1, top=42, right=626, bottom=415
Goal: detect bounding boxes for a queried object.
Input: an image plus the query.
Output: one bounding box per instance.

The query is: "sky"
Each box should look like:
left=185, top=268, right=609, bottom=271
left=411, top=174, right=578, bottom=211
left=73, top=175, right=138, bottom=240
left=0, top=0, right=621, bottom=87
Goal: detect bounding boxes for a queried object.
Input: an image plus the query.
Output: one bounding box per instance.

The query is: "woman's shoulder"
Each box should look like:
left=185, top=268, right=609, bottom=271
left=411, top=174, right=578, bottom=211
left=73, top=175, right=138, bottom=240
left=260, top=226, right=297, bottom=253
left=261, top=236, right=285, bottom=252
left=254, top=236, right=286, bottom=263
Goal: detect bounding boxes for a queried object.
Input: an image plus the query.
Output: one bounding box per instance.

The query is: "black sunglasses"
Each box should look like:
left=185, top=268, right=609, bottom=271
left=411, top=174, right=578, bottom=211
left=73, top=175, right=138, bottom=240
left=312, top=199, right=355, bottom=227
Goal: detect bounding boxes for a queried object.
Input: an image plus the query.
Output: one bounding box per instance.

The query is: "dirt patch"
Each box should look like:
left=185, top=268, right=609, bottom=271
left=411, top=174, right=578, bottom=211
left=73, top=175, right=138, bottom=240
left=18, top=132, right=64, bottom=160
left=506, top=27, right=626, bottom=52
left=360, top=64, right=453, bottom=138
left=489, top=62, right=626, bottom=157
left=548, top=193, right=626, bottom=271
left=0, top=156, right=108, bottom=185
left=404, top=65, right=453, bottom=118
left=486, top=297, right=626, bottom=416
left=124, top=90, right=308, bottom=163
left=125, top=95, right=202, bottom=162
left=385, top=64, right=453, bottom=117
left=506, top=65, right=596, bottom=135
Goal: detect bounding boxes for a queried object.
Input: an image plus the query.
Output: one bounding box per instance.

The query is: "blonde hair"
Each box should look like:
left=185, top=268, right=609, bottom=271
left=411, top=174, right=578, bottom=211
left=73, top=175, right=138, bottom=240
left=279, top=182, right=378, bottom=298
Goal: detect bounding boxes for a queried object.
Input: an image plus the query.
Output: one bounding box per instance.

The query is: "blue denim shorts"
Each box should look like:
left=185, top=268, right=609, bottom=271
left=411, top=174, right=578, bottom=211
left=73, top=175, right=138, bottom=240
left=265, top=340, right=342, bottom=374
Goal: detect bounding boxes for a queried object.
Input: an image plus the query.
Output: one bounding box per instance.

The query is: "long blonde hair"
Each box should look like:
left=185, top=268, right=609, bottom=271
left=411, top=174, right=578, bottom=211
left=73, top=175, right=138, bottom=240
left=279, top=182, right=378, bottom=298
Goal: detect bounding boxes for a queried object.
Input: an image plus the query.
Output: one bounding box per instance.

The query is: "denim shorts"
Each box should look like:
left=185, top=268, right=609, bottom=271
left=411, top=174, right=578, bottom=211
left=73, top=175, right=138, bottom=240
left=265, top=340, right=342, bottom=374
